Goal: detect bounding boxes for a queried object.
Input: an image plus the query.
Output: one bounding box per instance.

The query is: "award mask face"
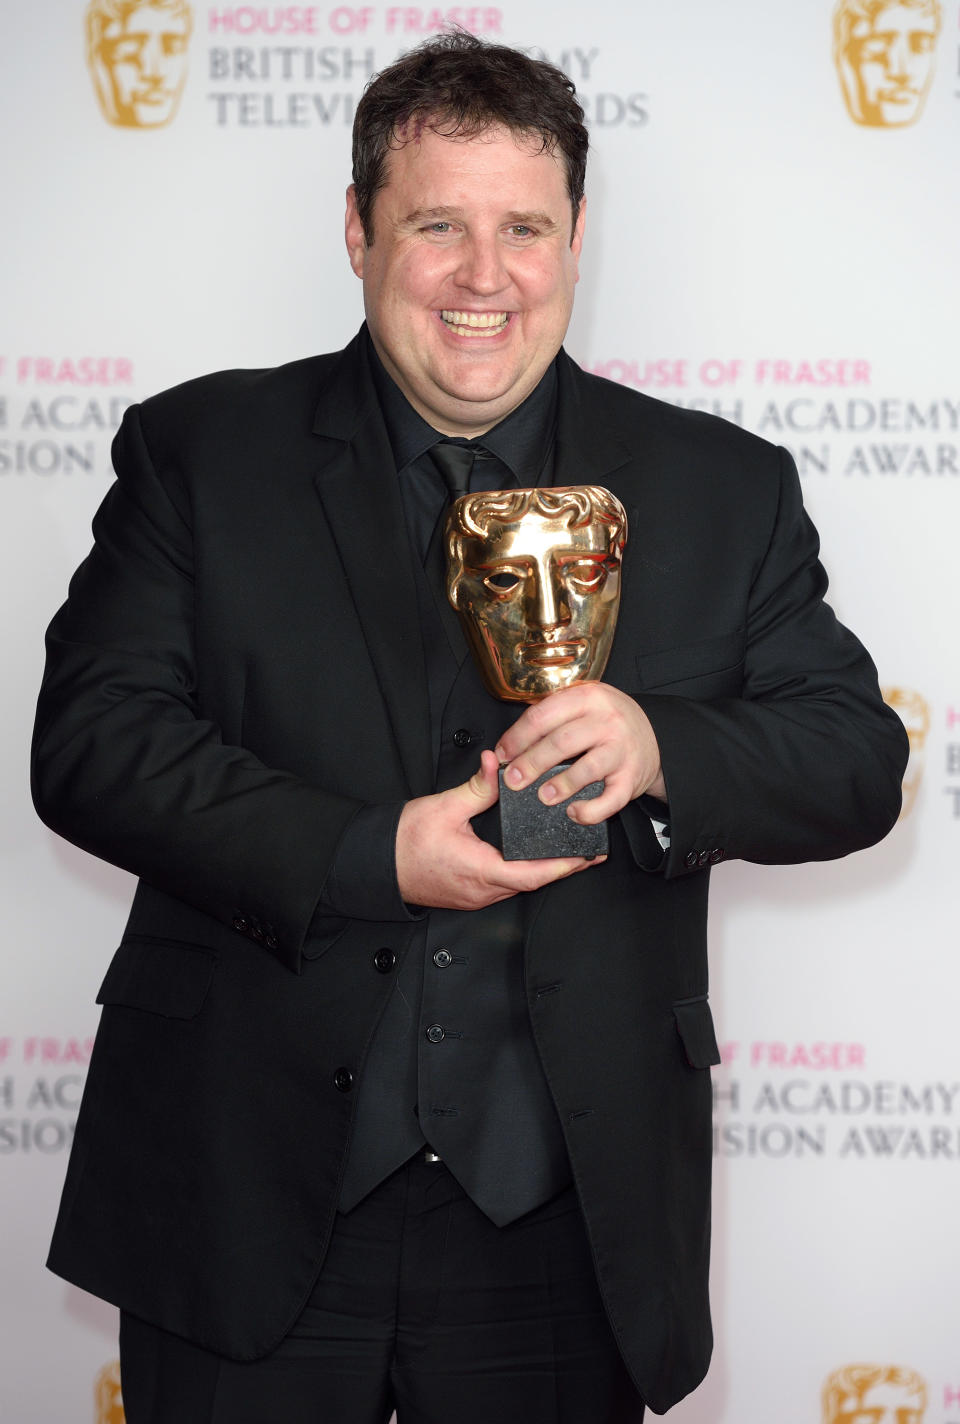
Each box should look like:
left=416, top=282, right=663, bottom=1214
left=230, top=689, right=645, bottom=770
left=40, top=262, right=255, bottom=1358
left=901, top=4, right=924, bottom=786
left=446, top=485, right=627, bottom=702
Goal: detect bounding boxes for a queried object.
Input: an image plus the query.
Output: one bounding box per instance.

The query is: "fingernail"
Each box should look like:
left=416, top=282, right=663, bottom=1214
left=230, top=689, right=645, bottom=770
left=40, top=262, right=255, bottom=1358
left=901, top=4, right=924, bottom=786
left=494, top=744, right=506, bottom=762
left=540, top=783, right=558, bottom=803
left=506, top=765, right=524, bottom=787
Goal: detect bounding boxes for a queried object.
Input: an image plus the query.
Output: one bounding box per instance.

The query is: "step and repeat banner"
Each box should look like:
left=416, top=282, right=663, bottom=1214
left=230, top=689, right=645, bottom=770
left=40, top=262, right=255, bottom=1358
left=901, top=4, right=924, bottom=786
left=2, top=2, right=957, bottom=1420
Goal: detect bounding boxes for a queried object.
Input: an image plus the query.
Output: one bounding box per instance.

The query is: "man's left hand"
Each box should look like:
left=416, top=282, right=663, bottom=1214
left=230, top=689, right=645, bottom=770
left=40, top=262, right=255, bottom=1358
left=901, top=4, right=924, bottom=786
left=494, top=682, right=666, bottom=823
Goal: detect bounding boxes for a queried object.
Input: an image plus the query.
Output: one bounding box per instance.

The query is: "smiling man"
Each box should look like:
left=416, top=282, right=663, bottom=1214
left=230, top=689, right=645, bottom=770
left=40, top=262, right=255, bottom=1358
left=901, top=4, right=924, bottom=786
left=34, top=32, right=908, bottom=1424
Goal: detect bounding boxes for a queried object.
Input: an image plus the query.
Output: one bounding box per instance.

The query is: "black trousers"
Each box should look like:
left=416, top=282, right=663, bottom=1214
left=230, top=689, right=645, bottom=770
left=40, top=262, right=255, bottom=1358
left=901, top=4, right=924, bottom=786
left=120, top=1153, right=645, bottom=1424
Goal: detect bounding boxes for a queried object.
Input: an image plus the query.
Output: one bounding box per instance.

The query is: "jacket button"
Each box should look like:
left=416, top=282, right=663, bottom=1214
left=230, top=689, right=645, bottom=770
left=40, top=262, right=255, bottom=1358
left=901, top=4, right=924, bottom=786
left=709, top=848, right=725, bottom=865
left=373, top=947, right=396, bottom=974
left=433, top=949, right=452, bottom=968
left=697, top=849, right=711, bottom=868
left=333, top=1067, right=354, bottom=1093
left=265, top=934, right=279, bottom=951
left=684, top=851, right=698, bottom=870
left=232, top=915, right=249, bottom=933
left=452, top=728, right=472, bottom=748
left=425, top=1024, right=445, bottom=1044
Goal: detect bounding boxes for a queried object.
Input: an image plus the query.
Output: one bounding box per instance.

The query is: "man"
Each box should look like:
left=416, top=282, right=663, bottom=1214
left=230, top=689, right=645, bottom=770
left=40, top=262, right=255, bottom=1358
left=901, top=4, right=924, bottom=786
left=33, top=32, right=908, bottom=1424
left=833, top=0, right=941, bottom=127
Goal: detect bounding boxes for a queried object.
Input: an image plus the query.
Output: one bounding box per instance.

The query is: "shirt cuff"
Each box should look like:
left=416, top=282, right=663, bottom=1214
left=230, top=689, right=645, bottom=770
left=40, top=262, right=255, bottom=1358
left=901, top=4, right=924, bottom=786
left=619, top=795, right=671, bottom=871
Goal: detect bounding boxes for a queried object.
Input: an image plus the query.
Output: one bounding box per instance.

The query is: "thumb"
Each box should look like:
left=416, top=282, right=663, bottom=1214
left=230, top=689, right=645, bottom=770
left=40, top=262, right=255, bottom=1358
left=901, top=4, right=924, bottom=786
left=454, top=748, right=501, bottom=816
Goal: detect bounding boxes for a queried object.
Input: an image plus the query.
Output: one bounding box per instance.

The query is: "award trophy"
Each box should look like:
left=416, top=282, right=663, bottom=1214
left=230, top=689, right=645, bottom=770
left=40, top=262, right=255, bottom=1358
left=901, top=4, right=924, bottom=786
left=445, top=485, right=627, bottom=859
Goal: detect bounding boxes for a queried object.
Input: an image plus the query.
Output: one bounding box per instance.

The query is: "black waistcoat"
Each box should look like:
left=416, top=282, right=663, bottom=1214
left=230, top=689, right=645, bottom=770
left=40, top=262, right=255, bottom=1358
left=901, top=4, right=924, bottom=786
left=338, top=465, right=571, bottom=1226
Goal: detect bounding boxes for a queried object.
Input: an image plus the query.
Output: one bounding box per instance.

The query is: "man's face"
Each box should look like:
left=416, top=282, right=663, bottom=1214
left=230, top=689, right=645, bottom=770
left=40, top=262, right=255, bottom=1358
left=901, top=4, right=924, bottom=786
left=832, top=1380, right=925, bottom=1424
left=450, top=506, right=622, bottom=702
left=96, top=5, right=190, bottom=128
left=345, top=123, right=584, bottom=437
left=845, top=5, right=938, bottom=125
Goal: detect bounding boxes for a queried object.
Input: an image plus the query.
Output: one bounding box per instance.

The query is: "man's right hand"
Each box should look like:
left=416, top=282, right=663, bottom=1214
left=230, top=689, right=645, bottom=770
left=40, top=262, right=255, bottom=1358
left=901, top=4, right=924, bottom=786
left=396, top=749, right=605, bottom=911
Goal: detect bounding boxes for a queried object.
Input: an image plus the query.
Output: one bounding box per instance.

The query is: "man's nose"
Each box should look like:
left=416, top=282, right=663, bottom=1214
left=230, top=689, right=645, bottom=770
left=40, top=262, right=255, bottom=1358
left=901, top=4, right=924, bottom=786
left=454, top=234, right=510, bottom=295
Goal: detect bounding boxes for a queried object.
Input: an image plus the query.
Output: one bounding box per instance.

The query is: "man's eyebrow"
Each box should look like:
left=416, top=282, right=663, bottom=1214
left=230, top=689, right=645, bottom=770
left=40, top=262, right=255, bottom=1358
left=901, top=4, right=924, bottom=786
left=400, top=206, right=463, bottom=226
left=504, top=211, right=562, bottom=232
left=400, top=206, right=561, bottom=230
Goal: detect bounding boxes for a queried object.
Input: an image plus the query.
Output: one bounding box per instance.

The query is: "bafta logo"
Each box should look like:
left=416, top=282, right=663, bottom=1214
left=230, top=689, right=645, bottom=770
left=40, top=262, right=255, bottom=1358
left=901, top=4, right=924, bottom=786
left=86, top=0, right=193, bottom=129
left=882, top=685, right=930, bottom=819
left=833, top=0, right=942, bottom=127
left=823, top=1364, right=927, bottom=1424
left=94, top=1361, right=125, bottom=1424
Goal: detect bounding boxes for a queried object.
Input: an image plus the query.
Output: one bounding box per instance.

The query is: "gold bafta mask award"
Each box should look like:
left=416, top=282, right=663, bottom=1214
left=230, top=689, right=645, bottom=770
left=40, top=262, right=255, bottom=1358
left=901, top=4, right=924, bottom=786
left=446, top=485, right=627, bottom=859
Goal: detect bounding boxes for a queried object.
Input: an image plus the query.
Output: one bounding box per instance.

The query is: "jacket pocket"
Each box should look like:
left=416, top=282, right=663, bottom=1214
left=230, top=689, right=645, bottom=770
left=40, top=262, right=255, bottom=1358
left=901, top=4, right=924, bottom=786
left=635, top=627, right=745, bottom=694
left=673, top=995, right=721, bottom=1069
left=96, top=936, right=217, bottom=1020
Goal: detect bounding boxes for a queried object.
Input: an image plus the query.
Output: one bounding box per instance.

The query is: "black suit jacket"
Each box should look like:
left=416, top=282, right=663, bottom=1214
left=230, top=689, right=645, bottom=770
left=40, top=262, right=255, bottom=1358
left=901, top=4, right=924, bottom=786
left=32, top=330, right=907, bottom=1413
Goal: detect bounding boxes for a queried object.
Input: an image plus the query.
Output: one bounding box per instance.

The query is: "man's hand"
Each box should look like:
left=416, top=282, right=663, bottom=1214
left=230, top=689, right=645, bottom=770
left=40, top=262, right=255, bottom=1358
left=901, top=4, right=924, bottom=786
left=395, top=749, right=605, bottom=910
left=494, top=682, right=666, bottom=823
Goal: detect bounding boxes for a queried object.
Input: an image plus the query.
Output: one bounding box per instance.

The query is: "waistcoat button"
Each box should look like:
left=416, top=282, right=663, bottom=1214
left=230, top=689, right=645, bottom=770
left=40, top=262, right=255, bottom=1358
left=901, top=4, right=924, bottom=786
left=425, top=1024, right=445, bottom=1044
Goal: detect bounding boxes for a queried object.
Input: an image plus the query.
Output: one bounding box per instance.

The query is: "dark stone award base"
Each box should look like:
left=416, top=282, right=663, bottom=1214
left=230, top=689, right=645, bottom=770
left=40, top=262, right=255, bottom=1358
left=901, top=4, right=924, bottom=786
left=498, top=762, right=609, bottom=861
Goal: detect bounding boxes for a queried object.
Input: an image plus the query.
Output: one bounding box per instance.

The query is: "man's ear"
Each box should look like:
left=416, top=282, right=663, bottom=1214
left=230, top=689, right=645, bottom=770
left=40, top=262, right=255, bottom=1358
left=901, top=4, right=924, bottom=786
left=571, top=196, right=586, bottom=276
left=345, top=185, right=366, bottom=278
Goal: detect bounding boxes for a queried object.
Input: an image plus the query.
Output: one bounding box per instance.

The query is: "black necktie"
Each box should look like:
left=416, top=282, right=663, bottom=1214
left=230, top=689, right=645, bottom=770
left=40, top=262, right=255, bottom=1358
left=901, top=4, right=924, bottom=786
left=429, top=440, right=479, bottom=501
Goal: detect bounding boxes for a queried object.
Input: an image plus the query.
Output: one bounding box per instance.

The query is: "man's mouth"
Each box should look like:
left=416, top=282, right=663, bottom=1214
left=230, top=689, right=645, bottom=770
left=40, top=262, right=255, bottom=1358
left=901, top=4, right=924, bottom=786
left=440, top=311, right=510, bottom=338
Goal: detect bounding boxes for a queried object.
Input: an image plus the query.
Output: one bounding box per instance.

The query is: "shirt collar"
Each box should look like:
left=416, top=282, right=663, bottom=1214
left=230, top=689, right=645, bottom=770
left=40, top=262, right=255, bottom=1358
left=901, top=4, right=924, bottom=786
left=364, top=326, right=558, bottom=484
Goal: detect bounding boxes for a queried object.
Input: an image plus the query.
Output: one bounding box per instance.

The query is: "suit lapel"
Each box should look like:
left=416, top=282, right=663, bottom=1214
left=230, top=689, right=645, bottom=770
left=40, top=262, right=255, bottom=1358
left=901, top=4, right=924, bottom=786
left=311, top=333, right=433, bottom=797
left=553, top=351, right=645, bottom=692
left=553, top=350, right=634, bottom=490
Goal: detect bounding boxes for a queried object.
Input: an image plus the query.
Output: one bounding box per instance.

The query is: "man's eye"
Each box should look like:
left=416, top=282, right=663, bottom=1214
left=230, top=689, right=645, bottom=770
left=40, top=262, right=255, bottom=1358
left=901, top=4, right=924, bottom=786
left=483, top=570, right=522, bottom=595
left=428, top=222, right=452, bottom=234
left=508, top=225, right=533, bottom=239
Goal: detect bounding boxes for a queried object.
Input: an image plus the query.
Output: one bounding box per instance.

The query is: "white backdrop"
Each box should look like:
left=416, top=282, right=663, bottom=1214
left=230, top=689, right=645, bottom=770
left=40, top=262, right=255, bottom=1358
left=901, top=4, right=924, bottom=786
left=3, top=3, right=958, bottom=1421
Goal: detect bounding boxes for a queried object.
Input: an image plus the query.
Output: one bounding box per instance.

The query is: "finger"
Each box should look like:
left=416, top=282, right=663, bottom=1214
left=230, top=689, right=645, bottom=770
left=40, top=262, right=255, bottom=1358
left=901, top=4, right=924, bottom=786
left=494, top=684, right=597, bottom=764
left=501, top=715, right=599, bottom=794
left=565, top=781, right=630, bottom=824
left=448, top=748, right=501, bottom=820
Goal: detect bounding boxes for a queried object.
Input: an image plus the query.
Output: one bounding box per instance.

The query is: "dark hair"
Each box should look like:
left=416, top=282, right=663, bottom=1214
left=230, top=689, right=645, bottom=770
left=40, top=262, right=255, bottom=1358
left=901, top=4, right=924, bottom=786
left=352, top=32, right=588, bottom=243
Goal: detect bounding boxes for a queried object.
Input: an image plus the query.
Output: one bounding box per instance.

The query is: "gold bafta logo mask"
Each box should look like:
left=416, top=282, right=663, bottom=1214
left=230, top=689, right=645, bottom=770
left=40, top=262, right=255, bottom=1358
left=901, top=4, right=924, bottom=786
left=882, top=685, right=930, bottom=818
left=86, top=0, right=193, bottom=129
left=94, top=1360, right=125, bottom=1424
left=823, top=1364, right=927, bottom=1424
left=446, top=485, right=627, bottom=704
left=833, top=0, right=942, bottom=127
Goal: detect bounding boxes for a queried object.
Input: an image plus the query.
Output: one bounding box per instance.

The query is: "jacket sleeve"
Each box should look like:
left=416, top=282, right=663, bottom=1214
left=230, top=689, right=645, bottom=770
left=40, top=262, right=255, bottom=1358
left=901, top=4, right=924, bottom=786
left=31, top=403, right=393, bottom=974
left=636, top=449, right=908, bottom=877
